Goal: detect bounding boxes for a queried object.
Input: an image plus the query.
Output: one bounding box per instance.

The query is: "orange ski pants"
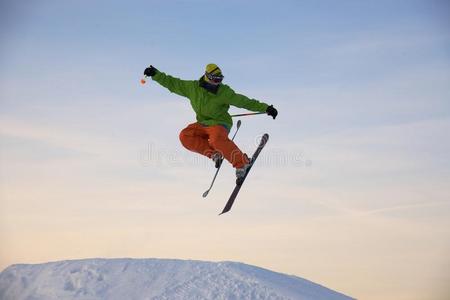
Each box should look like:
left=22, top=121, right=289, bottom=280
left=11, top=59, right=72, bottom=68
left=179, top=122, right=249, bottom=168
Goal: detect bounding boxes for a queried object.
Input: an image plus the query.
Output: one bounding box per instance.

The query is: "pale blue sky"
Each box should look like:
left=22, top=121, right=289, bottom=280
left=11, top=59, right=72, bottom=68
left=1, top=1, right=450, bottom=299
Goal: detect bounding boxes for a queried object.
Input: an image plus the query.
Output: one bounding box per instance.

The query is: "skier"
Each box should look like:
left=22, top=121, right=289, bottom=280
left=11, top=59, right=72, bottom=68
left=143, top=63, right=278, bottom=181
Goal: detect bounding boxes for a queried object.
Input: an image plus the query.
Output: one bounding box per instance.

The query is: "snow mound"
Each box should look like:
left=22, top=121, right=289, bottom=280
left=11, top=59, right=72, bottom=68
left=0, top=258, right=354, bottom=300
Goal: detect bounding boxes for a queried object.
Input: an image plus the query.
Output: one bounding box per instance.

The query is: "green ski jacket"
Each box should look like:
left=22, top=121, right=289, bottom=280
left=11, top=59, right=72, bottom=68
left=152, top=70, right=269, bottom=130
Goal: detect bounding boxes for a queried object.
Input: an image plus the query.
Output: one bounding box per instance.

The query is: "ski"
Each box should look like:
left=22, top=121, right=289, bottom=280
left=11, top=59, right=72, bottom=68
left=219, top=133, right=269, bottom=215
left=202, top=120, right=242, bottom=198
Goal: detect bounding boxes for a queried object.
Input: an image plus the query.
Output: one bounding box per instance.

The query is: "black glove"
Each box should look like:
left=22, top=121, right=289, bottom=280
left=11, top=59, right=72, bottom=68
left=144, top=65, right=158, bottom=77
left=266, top=105, right=278, bottom=119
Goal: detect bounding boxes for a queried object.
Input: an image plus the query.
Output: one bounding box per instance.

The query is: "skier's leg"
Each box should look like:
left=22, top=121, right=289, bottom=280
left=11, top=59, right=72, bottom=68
left=206, top=125, right=249, bottom=168
left=179, top=123, right=215, bottom=158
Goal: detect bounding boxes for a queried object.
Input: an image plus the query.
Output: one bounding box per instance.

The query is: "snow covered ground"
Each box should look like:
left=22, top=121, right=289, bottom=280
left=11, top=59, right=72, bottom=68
left=0, top=258, right=354, bottom=300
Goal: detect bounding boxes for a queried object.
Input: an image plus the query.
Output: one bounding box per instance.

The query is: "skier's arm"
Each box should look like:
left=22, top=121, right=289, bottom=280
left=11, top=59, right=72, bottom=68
left=223, top=88, right=269, bottom=112
left=149, top=68, right=192, bottom=97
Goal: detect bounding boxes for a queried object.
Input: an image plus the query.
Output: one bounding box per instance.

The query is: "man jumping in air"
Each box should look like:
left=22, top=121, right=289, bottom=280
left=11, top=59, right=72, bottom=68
left=143, top=63, right=278, bottom=181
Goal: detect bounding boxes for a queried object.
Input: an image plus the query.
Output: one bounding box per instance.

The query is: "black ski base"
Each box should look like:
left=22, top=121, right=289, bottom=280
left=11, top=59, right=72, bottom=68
left=220, top=133, right=269, bottom=215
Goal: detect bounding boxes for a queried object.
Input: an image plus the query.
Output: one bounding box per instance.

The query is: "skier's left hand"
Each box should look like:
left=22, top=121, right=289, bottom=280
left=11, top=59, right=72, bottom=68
left=266, top=105, right=278, bottom=119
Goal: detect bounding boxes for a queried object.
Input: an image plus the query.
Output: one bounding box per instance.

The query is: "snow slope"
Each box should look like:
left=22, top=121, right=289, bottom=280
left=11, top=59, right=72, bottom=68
left=0, top=258, right=354, bottom=300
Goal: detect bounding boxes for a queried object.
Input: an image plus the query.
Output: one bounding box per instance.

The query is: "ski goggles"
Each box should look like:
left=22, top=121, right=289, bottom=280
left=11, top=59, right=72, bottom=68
left=205, top=72, right=224, bottom=84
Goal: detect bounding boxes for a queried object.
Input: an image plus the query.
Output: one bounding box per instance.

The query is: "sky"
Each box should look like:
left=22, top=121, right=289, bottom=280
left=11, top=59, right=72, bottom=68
left=1, top=0, right=450, bottom=299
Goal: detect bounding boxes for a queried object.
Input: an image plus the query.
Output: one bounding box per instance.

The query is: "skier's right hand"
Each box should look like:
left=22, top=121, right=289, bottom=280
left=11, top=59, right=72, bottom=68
left=144, top=65, right=158, bottom=77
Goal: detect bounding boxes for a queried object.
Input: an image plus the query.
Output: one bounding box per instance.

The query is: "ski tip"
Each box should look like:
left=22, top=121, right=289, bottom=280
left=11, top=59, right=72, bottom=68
left=219, top=207, right=231, bottom=215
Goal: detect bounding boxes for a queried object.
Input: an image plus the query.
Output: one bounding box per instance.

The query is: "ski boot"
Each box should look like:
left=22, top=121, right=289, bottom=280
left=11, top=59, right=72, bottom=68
left=211, top=152, right=223, bottom=169
left=235, top=155, right=251, bottom=185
